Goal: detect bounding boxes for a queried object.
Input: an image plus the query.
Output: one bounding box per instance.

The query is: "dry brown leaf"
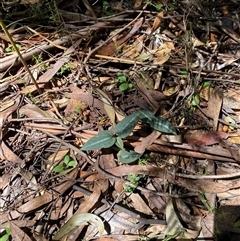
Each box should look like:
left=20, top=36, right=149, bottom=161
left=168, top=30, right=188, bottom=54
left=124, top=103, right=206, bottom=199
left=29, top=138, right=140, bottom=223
left=134, top=130, right=161, bottom=154
left=48, top=149, right=69, bottom=164
left=0, top=173, right=10, bottom=189
left=177, top=178, right=233, bottom=194
left=207, top=88, right=223, bottom=130
left=0, top=141, right=22, bottom=163
left=97, top=17, right=144, bottom=56
left=76, top=189, right=101, bottom=214
left=153, top=43, right=172, bottom=65
left=68, top=86, right=107, bottom=115
left=223, top=88, right=240, bottom=109
left=94, top=88, right=116, bottom=124
left=0, top=220, right=36, bottom=229
left=19, top=103, right=56, bottom=119
left=149, top=11, right=164, bottom=38
left=129, top=193, right=154, bottom=215
left=64, top=98, right=86, bottom=121
left=184, top=130, right=229, bottom=147
left=10, top=221, right=32, bottom=241
left=164, top=198, right=201, bottom=239
left=134, top=0, right=143, bottom=9
left=0, top=169, right=78, bottom=223
left=50, top=198, right=62, bottom=220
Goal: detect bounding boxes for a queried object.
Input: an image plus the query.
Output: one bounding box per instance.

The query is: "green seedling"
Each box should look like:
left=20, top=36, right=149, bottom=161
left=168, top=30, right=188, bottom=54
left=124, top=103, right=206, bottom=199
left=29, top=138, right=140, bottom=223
left=125, top=174, right=142, bottom=193
left=32, top=54, right=50, bottom=71
left=180, top=70, right=189, bottom=78
left=81, top=109, right=177, bottom=164
left=145, top=1, right=163, bottom=11
left=102, top=0, right=114, bottom=16
left=199, top=191, right=216, bottom=212
left=117, top=73, right=133, bottom=92
left=32, top=54, right=43, bottom=65
left=57, top=62, right=73, bottom=76
left=53, top=155, right=77, bottom=173
left=138, top=154, right=150, bottom=165
left=5, top=43, right=21, bottom=53
left=0, top=225, right=11, bottom=241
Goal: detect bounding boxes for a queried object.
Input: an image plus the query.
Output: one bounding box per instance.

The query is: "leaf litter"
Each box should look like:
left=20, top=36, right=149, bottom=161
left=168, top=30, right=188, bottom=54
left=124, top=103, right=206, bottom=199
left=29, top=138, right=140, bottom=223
left=1, top=0, right=240, bottom=240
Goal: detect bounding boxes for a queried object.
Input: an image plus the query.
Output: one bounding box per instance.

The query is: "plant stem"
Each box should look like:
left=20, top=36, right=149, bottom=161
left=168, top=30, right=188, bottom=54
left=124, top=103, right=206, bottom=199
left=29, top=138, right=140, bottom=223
left=0, top=18, right=41, bottom=94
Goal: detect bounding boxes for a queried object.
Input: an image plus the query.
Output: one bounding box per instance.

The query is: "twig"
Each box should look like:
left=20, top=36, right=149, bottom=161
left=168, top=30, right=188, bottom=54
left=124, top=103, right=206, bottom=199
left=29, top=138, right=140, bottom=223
left=0, top=17, right=41, bottom=94
left=167, top=170, right=240, bottom=179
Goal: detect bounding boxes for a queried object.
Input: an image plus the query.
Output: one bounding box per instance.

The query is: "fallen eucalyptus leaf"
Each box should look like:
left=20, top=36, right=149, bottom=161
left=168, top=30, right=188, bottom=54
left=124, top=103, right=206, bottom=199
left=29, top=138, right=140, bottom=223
left=53, top=213, right=104, bottom=240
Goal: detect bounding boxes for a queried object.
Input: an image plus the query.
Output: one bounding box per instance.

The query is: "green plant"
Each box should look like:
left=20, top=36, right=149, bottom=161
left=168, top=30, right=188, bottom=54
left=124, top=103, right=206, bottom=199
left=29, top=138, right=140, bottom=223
left=125, top=174, right=145, bottom=193
left=102, top=0, right=113, bottom=16
left=180, top=70, right=189, bottom=78
left=81, top=109, right=177, bottom=163
left=144, top=1, right=163, bottom=11
left=56, top=62, right=73, bottom=76
left=53, top=155, right=77, bottom=173
left=138, top=154, right=150, bottom=165
left=199, top=191, right=215, bottom=212
left=0, top=225, right=11, bottom=241
left=27, top=92, right=37, bottom=104
left=32, top=54, right=50, bottom=71
left=5, top=43, right=20, bottom=53
left=117, top=73, right=133, bottom=92
left=162, top=231, right=183, bottom=241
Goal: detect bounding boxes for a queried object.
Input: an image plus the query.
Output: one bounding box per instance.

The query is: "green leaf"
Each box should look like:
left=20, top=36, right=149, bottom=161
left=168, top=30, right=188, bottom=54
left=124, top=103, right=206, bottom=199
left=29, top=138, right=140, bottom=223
left=0, top=234, right=10, bottom=241
left=5, top=226, right=10, bottom=235
left=115, top=137, right=124, bottom=150
left=53, top=165, right=64, bottom=173
left=117, top=73, right=127, bottom=83
left=119, top=83, right=129, bottom=91
left=53, top=213, right=104, bottom=240
left=63, top=155, right=70, bottom=165
left=67, top=160, right=76, bottom=167
left=155, top=3, right=163, bottom=11
left=114, top=112, right=140, bottom=138
left=137, top=109, right=176, bottom=134
left=5, top=47, right=12, bottom=53
left=201, top=81, right=210, bottom=88
left=81, top=130, right=115, bottom=151
left=137, top=109, right=155, bottom=122
left=117, top=150, right=142, bottom=164
left=191, top=93, right=200, bottom=106
left=148, top=116, right=177, bottom=134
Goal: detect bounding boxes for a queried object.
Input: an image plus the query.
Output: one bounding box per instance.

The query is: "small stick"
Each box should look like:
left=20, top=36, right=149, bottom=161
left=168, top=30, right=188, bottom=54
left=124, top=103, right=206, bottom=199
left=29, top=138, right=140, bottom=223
left=0, top=17, right=41, bottom=94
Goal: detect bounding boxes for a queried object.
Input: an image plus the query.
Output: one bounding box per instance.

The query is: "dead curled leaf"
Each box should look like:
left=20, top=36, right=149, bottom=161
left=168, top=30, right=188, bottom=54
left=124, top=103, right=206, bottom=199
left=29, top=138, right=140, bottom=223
left=164, top=197, right=201, bottom=239
left=184, top=130, right=229, bottom=146
left=149, top=11, right=164, bottom=38
left=53, top=213, right=104, bottom=240
left=96, top=17, right=144, bottom=56
left=10, top=221, right=32, bottom=241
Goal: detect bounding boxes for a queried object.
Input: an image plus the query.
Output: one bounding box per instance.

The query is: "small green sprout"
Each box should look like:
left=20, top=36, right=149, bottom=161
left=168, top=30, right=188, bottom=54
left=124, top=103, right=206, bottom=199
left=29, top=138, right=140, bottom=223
left=0, top=225, right=11, bottom=241
left=53, top=155, right=77, bottom=173
left=138, top=154, right=150, bottom=165
left=125, top=174, right=146, bottom=193
left=144, top=0, right=163, bottom=11
left=57, top=62, right=73, bottom=76
left=117, top=73, right=133, bottom=92
left=5, top=43, right=21, bottom=53
left=102, top=0, right=114, bottom=16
